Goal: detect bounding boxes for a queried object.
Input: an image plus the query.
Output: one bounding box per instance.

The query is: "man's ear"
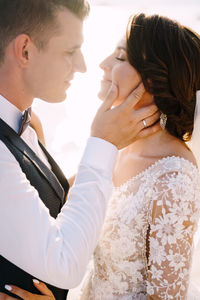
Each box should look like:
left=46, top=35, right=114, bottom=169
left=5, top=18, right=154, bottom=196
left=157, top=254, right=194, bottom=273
left=13, top=34, right=33, bottom=68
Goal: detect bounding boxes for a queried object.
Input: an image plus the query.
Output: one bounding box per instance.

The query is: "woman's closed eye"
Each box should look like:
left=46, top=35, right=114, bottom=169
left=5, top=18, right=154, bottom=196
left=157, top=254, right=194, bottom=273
left=115, top=49, right=127, bottom=62
left=115, top=56, right=126, bottom=62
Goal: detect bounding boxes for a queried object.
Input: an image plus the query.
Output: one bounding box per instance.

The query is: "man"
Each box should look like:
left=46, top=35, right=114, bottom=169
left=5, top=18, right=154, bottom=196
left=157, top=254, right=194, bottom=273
left=0, top=0, right=159, bottom=299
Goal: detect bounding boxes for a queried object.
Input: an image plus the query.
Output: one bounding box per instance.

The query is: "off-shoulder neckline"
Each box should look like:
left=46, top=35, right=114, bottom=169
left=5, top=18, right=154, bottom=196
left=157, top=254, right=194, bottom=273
left=114, top=155, right=199, bottom=191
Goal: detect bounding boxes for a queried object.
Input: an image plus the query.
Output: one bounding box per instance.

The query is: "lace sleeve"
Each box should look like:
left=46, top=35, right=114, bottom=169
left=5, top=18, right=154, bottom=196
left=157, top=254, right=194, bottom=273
left=147, top=170, right=200, bottom=299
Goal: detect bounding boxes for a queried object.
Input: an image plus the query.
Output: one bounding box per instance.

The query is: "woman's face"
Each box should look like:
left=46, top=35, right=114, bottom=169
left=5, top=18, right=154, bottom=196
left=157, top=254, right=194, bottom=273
left=98, top=39, right=141, bottom=106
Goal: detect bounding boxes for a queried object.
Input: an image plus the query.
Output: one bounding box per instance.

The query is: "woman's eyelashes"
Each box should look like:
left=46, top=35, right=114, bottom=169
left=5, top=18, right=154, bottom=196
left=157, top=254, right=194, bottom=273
left=115, top=56, right=126, bottom=61
left=115, top=49, right=126, bottom=62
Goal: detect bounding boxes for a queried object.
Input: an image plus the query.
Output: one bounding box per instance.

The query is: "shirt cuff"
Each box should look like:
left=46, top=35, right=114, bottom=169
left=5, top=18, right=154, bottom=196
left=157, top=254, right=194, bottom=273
left=80, top=137, right=118, bottom=176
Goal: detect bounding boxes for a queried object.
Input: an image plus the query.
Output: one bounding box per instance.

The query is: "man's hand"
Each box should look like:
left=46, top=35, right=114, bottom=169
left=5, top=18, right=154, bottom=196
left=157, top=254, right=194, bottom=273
left=0, top=280, right=55, bottom=300
left=91, top=83, right=160, bottom=149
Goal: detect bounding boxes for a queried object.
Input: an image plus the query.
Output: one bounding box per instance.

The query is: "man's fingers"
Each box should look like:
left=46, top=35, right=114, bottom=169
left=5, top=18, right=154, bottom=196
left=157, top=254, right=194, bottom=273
left=134, top=104, right=159, bottom=125
left=136, top=109, right=160, bottom=131
left=120, top=82, right=145, bottom=111
left=137, top=121, right=161, bottom=139
left=99, top=84, right=118, bottom=112
left=33, top=279, right=55, bottom=298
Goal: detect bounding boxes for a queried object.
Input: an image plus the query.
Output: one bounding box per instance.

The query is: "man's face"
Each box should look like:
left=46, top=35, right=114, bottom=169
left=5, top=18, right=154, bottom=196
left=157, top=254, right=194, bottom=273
left=25, top=8, right=86, bottom=103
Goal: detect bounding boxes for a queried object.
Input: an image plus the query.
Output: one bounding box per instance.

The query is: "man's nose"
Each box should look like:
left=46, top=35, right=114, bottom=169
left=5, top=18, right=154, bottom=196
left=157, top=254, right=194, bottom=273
left=76, top=52, right=87, bottom=73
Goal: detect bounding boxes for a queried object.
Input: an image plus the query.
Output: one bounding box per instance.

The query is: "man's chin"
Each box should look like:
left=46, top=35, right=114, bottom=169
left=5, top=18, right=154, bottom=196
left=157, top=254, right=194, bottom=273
left=39, top=93, right=67, bottom=104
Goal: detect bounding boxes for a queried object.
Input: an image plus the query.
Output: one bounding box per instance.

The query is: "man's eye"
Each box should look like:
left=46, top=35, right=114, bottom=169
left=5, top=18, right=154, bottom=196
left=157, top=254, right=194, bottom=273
left=65, top=51, right=75, bottom=56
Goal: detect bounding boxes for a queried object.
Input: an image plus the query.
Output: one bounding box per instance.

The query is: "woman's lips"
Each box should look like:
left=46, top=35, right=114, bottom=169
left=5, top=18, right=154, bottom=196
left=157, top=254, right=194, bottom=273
left=101, top=78, right=112, bottom=83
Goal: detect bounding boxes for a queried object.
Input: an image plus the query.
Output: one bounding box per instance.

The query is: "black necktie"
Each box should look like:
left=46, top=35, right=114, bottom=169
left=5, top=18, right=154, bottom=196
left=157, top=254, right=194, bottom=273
left=18, top=107, right=32, bottom=136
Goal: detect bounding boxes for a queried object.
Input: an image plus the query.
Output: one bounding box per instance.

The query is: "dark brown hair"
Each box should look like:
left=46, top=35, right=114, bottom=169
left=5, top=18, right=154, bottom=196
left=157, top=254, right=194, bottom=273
left=126, top=13, right=200, bottom=141
left=0, top=0, right=90, bottom=63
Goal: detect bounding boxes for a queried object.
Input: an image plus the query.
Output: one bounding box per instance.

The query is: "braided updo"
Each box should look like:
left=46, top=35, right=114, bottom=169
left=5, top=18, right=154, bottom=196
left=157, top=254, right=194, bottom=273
left=126, top=13, right=200, bottom=141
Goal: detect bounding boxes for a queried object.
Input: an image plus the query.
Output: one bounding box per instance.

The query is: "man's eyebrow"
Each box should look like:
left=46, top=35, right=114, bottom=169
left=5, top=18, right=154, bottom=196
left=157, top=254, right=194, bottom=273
left=71, top=45, right=82, bottom=49
left=68, top=43, right=83, bottom=50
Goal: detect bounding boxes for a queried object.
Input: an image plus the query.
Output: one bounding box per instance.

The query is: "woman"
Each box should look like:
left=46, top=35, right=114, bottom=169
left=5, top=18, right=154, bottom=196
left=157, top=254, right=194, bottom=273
left=2, top=13, right=200, bottom=300
left=69, top=13, right=200, bottom=299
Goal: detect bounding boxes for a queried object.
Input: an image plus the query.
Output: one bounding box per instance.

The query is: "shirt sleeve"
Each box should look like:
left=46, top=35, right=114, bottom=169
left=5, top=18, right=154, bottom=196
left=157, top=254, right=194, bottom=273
left=0, top=137, right=117, bottom=289
left=147, top=170, right=200, bottom=299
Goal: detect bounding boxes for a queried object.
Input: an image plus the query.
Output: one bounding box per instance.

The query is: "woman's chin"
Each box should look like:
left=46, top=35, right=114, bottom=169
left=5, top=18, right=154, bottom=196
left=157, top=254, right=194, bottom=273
left=98, top=80, right=112, bottom=101
left=98, top=89, right=124, bottom=107
left=97, top=89, right=109, bottom=101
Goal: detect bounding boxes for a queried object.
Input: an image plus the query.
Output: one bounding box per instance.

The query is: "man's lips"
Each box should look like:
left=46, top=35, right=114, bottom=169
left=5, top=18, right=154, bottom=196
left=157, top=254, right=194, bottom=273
left=65, top=77, right=74, bottom=87
left=64, top=81, right=71, bottom=87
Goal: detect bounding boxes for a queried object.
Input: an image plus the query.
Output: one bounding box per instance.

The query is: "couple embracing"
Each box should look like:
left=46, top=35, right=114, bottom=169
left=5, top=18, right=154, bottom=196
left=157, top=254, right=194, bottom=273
left=0, top=1, right=200, bottom=300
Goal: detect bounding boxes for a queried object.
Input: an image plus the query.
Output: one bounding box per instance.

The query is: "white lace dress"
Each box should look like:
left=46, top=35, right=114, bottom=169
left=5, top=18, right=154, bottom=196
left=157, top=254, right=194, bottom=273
left=67, top=157, right=200, bottom=300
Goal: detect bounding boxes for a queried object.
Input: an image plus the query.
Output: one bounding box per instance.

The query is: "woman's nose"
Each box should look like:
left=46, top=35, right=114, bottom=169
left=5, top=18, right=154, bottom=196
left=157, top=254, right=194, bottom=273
left=99, top=55, right=112, bottom=71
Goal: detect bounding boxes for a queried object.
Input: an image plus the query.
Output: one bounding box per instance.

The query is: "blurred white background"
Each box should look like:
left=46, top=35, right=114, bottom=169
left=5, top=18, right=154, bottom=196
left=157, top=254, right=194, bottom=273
left=33, top=0, right=200, bottom=177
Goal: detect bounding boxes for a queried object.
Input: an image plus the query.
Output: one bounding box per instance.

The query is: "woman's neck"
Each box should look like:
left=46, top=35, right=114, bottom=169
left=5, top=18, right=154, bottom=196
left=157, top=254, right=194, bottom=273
left=122, top=129, right=188, bottom=159
left=113, top=129, right=195, bottom=187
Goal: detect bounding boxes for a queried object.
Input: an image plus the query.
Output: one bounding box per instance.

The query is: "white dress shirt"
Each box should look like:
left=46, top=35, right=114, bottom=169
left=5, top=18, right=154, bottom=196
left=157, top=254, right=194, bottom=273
left=0, top=95, right=117, bottom=289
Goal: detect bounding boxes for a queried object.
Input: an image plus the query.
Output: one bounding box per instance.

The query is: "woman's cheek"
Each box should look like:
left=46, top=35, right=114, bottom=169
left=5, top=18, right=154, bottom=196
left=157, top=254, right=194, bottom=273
left=113, top=78, right=135, bottom=105
left=119, top=73, right=142, bottom=104
left=111, top=66, right=126, bottom=105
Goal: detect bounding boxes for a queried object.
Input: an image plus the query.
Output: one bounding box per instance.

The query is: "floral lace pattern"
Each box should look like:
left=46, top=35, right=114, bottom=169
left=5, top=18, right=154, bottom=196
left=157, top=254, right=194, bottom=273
left=78, top=157, right=200, bottom=300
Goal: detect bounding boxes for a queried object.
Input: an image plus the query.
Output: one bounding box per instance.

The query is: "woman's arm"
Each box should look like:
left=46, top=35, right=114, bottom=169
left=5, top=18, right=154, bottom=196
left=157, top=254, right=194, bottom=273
left=147, top=170, right=200, bottom=299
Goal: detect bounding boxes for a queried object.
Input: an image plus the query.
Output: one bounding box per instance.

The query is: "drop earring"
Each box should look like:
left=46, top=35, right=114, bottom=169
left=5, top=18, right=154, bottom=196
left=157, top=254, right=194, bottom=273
left=160, top=113, right=167, bottom=130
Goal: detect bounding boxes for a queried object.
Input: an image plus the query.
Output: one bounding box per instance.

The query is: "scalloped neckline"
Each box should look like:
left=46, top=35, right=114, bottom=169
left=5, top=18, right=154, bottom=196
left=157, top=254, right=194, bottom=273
left=114, top=155, right=199, bottom=191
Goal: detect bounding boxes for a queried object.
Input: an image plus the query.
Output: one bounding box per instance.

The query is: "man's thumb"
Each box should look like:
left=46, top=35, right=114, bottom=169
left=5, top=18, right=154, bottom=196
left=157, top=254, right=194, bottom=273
left=101, top=84, right=118, bottom=111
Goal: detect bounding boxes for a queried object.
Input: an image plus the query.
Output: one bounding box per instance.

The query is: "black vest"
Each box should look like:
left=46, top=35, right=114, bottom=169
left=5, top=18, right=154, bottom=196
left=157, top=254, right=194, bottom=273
left=0, top=118, right=70, bottom=300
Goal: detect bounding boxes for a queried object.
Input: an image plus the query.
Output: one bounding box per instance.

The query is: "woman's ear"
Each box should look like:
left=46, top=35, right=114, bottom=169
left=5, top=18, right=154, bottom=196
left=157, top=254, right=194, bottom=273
left=134, top=91, right=154, bottom=110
